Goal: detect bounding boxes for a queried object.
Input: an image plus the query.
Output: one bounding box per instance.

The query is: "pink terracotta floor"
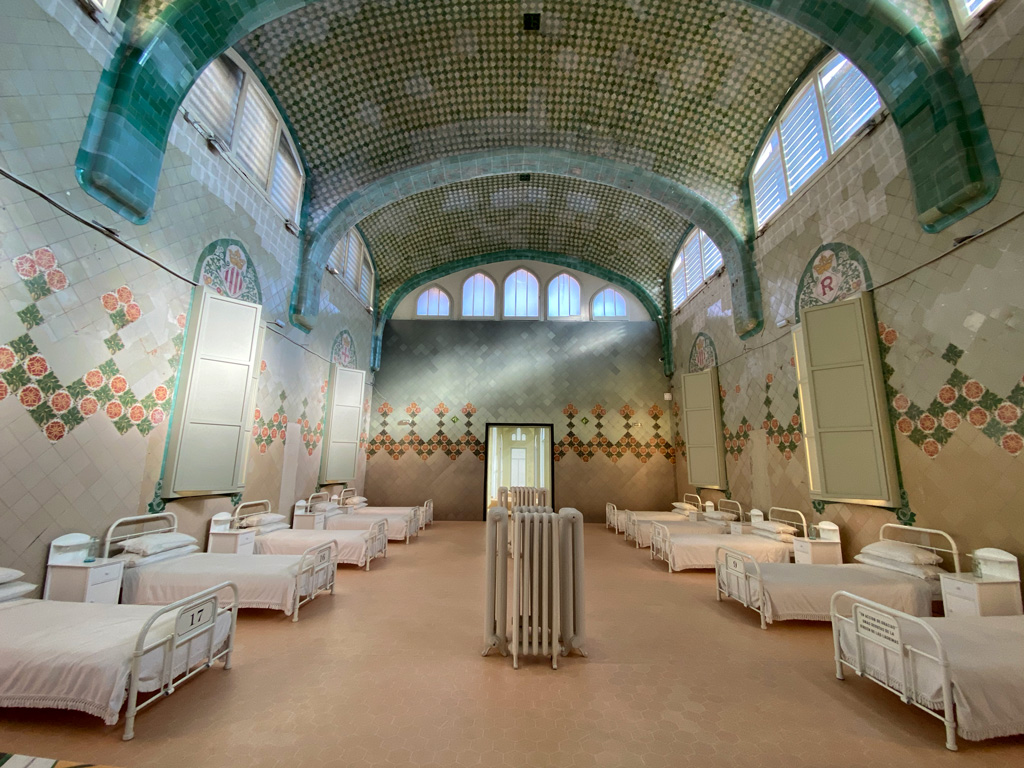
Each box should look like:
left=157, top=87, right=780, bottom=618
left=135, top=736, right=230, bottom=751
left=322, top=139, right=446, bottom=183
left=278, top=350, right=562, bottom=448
left=1, top=522, right=1022, bottom=767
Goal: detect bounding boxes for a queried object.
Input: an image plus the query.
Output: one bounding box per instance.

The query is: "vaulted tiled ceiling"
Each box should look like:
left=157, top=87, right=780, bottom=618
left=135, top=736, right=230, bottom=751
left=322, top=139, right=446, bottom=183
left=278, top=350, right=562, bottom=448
left=237, top=0, right=823, bottom=230
left=358, top=174, right=691, bottom=307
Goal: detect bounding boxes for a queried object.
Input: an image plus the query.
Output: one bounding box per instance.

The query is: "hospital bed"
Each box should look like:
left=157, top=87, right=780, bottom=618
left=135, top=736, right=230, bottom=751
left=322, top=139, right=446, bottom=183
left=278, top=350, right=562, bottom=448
left=0, top=582, right=237, bottom=740
left=831, top=591, right=1024, bottom=750
left=658, top=506, right=806, bottom=572
left=106, top=513, right=334, bottom=622
left=716, top=524, right=958, bottom=629
left=230, top=500, right=387, bottom=571
left=332, top=489, right=422, bottom=541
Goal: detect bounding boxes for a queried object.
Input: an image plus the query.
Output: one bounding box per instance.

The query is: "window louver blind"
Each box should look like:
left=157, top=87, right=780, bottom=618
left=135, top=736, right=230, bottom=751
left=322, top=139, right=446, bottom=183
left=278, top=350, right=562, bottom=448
left=752, top=133, right=787, bottom=225
left=235, top=86, right=277, bottom=187
left=548, top=274, right=580, bottom=316
left=683, top=231, right=704, bottom=296
left=700, top=232, right=723, bottom=277
left=270, top=137, right=302, bottom=219
left=344, top=234, right=360, bottom=291
left=964, top=0, right=992, bottom=14
left=779, top=85, right=828, bottom=193
left=820, top=57, right=881, bottom=151
left=185, top=55, right=242, bottom=144
left=359, top=256, right=373, bottom=304
left=671, top=259, right=687, bottom=308
left=463, top=274, right=495, bottom=316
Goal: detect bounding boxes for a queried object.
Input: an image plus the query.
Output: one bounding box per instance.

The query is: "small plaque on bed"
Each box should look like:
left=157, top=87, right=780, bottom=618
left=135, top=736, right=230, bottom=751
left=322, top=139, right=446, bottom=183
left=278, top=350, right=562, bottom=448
left=854, top=606, right=902, bottom=652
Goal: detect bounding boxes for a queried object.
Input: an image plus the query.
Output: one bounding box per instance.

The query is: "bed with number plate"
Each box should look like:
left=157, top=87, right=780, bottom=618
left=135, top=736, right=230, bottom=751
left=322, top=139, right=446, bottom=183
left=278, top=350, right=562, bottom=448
left=231, top=500, right=387, bottom=571
left=831, top=591, right=1024, bottom=750
left=658, top=507, right=804, bottom=572
left=108, top=513, right=334, bottom=622
left=0, top=582, right=237, bottom=740
left=716, top=524, right=957, bottom=629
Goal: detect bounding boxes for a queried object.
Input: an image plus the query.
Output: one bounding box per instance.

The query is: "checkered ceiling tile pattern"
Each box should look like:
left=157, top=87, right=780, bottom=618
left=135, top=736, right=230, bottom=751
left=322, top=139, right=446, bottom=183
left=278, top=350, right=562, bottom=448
left=358, top=173, right=690, bottom=307
left=234, top=0, right=822, bottom=227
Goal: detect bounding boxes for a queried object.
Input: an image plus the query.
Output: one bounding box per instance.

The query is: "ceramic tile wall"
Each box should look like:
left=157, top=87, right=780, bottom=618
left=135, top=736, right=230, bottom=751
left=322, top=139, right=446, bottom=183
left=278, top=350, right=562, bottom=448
left=670, top=1, right=1024, bottom=565
left=0, top=0, right=372, bottom=589
left=364, top=320, right=676, bottom=522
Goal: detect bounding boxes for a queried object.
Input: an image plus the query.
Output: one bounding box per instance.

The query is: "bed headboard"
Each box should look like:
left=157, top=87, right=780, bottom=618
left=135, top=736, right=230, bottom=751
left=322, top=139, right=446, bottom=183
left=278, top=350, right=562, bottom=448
left=880, top=524, right=961, bottom=573
left=308, top=491, right=330, bottom=505
left=767, top=507, right=808, bottom=537
left=338, top=488, right=357, bottom=503
left=683, top=493, right=702, bottom=508
left=718, top=499, right=743, bottom=517
left=233, top=499, right=272, bottom=527
left=102, top=512, right=178, bottom=558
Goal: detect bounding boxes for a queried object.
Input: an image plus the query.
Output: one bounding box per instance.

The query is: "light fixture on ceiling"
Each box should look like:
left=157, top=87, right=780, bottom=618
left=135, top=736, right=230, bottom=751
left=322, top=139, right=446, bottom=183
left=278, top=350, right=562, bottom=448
left=272, top=319, right=286, bottom=328
left=326, top=265, right=339, bottom=275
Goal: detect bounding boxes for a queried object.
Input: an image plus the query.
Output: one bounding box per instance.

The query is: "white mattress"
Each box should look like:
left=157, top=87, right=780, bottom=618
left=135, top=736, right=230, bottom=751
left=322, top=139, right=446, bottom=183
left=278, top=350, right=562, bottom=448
left=256, top=529, right=369, bottom=567
left=0, top=598, right=231, bottom=725
left=838, top=615, right=1024, bottom=741
left=721, top=563, right=935, bottom=623
left=121, top=553, right=320, bottom=615
left=326, top=510, right=411, bottom=540
left=667, top=533, right=792, bottom=571
left=641, top=519, right=726, bottom=547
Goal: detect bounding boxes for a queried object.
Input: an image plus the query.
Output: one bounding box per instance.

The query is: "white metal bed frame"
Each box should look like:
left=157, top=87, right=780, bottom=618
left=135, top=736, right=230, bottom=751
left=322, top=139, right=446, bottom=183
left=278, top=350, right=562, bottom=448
left=717, top=498, right=743, bottom=518
left=625, top=508, right=686, bottom=546
left=235, top=499, right=387, bottom=571
left=103, top=512, right=335, bottom=622
left=830, top=590, right=959, bottom=750
left=123, top=581, right=238, bottom=739
left=336, top=488, right=422, bottom=541
left=605, top=502, right=618, bottom=530
left=716, top=522, right=960, bottom=629
left=650, top=501, right=748, bottom=568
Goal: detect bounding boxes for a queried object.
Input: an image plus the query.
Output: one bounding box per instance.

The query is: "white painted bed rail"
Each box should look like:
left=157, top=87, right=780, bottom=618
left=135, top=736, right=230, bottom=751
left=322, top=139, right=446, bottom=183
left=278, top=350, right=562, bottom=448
left=830, top=590, right=957, bottom=750
left=124, top=581, right=239, bottom=740
left=605, top=502, right=617, bottom=530
left=714, top=545, right=769, bottom=628
left=683, top=493, right=702, bottom=508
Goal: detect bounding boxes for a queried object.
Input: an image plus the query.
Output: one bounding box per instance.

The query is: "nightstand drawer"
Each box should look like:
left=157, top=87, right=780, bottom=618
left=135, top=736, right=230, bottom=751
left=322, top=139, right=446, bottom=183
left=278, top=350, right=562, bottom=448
left=793, top=539, right=811, bottom=556
left=88, top=563, right=123, bottom=586
left=86, top=578, right=121, bottom=604
left=942, top=578, right=976, bottom=599
left=294, top=512, right=325, bottom=530
left=943, top=592, right=978, bottom=618
left=236, top=530, right=256, bottom=547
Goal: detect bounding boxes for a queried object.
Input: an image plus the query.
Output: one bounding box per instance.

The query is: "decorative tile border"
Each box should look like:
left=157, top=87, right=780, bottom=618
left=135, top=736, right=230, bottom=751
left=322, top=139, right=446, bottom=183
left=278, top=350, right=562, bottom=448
left=762, top=372, right=802, bottom=460
left=252, top=389, right=288, bottom=453
left=883, top=326, right=1024, bottom=458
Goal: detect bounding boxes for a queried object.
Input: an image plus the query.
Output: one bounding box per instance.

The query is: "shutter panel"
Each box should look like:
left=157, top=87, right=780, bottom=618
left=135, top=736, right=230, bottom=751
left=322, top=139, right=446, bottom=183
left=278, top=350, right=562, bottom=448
left=820, top=56, right=881, bottom=151
left=779, top=84, right=828, bottom=193
left=235, top=85, right=277, bottom=187
left=270, top=136, right=303, bottom=219
left=184, top=55, right=242, bottom=144
left=681, top=367, right=728, bottom=490
left=320, top=366, right=366, bottom=484
left=670, top=257, right=687, bottom=308
left=700, top=231, right=723, bottom=277
left=752, top=132, right=787, bottom=225
left=162, top=289, right=262, bottom=497
left=683, top=232, right=704, bottom=296
left=796, top=293, right=900, bottom=506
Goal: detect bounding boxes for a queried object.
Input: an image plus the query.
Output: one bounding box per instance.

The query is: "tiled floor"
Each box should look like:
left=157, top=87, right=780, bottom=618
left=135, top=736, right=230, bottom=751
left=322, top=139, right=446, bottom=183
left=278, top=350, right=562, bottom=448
left=1, top=522, right=1022, bottom=766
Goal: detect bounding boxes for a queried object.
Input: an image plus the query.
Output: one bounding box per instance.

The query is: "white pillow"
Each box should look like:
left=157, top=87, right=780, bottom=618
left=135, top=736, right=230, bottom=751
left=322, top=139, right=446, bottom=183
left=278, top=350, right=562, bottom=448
left=121, top=532, right=198, bottom=556
left=703, top=510, right=737, bottom=522
left=342, top=495, right=368, bottom=506
left=113, top=544, right=199, bottom=568
left=238, top=512, right=286, bottom=529
left=251, top=521, right=290, bottom=535
left=310, top=501, right=331, bottom=514
left=752, top=519, right=798, bottom=535
left=0, top=567, right=25, bottom=585
left=752, top=528, right=794, bottom=543
left=671, top=502, right=698, bottom=511
left=854, top=553, right=948, bottom=580
left=861, top=539, right=943, bottom=566
left=0, top=581, right=36, bottom=601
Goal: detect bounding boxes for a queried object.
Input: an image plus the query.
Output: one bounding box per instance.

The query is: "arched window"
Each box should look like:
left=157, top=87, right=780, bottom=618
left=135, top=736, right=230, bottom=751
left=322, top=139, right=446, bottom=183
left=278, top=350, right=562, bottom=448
left=503, top=269, right=539, bottom=318
left=327, top=229, right=374, bottom=309
left=670, top=227, right=723, bottom=309
left=547, top=273, right=581, bottom=317
left=592, top=287, right=627, bottom=319
left=462, top=273, right=496, bottom=317
left=416, top=286, right=451, bottom=317
left=953, top=0, right=996, bottom=33
left=751, top=53, right=881, bottom=228
left=184, top=49, right=305, bottom=223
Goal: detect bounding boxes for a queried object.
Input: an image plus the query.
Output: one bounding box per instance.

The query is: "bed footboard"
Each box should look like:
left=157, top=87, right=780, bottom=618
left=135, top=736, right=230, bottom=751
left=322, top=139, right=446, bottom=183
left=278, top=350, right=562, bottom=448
left=830, top=591, right=956, bottom=750
left=293, top=542, right=336, bottom=622
left=714, top=546, right=768, bottom=629
left=124, top=581, right=239, bottom=740
left=651, top=523, right=671, bottom=569
left=366, top=519, right=388, bottom=570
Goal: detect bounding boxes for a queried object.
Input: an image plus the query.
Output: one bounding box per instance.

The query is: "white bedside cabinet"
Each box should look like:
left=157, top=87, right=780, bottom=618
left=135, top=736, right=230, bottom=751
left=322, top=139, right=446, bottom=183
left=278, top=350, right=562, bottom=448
left=792, top=537, right=843, bottom=565
left=44, top=559, right=124, bottom=604
left=208, top=529, right=256, bottom=555
left=293, top=511, right=325, bottom=530
left=729, top=522, right=752, bottom=535
left=940, top=573, right=1023, bottom=617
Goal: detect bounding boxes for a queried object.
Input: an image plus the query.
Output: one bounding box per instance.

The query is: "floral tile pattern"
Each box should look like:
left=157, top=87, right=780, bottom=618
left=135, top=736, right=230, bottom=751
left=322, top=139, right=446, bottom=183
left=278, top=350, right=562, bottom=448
left=100, top=284, right=143, bottom=331
left=762, top=373, right=802, bottom=460
left=883, top=326, right=1024, bottom=458
left=11, top=247, right=68, bottom=301
left=252, top=389, right=288, bottom=453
